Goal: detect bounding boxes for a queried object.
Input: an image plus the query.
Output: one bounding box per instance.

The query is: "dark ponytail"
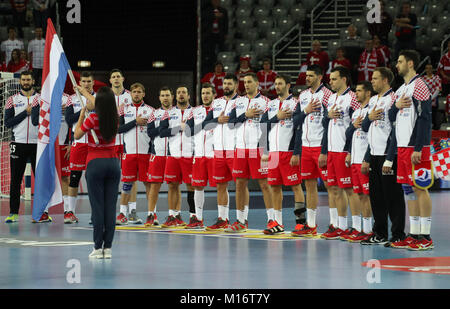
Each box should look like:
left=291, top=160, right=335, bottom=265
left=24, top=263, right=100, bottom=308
left=94, top=87, right=118, bottom=142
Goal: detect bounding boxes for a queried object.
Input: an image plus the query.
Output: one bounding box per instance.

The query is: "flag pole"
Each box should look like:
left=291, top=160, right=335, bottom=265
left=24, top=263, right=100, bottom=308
left=67, top=69, right=99, bottom=144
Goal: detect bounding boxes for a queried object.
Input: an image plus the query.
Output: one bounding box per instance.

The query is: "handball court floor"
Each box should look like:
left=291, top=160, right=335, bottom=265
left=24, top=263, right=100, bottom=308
left=1, top=190, right=450, bottom=290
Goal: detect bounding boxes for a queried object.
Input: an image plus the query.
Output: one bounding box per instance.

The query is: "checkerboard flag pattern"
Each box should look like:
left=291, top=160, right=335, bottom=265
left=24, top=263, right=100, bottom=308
left=431, top=138, right=450, bottom=181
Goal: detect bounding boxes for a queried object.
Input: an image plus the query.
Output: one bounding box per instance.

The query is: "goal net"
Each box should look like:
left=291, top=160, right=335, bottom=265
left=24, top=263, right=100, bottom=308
left=0, top=72, right=21, bottom=198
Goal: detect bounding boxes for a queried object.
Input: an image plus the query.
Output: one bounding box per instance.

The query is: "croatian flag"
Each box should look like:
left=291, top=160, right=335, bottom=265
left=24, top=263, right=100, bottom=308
left=32, top=19, right=71, bottom=221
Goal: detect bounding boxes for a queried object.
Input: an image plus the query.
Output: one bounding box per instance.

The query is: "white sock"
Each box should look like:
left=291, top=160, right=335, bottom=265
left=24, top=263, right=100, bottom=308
left=218, top=205, right=229, bottom=220
left=352, top=215, right=361, bottom=232
left=410, top=216, right=420, bottom=235
left=128, top=201, right=137, bottom=211
left=120, top=205, right=128, bottom=216
left=169, top=209, right=176, bottom=217
left=194, top=190, right=204, bottom=221
left=274, top=209, right=283, bottom=225
left=63, top=195, right=69, bottom=212
left=420, top=217, right=432, bottom=235
left=237, top=209, right=245, bottom=223
left=147, top=211, right=154, bottom=216
left=363, top=217, right=372, bottom=234
left=266, top=208, right=274, bottom=222
left=68, top=196, right=77, bottom=213
left=338, top=216, right=347, bottom=231
left=329, top=208, right=338, bottom=226
left=307, top=208, right=317, bottom=227
left=244, top=205, right=249, bottom=221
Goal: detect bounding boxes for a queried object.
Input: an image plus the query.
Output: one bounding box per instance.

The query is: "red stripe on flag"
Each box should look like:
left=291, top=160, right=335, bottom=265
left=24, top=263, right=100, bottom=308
left=41, top=18, right=57, bottom=87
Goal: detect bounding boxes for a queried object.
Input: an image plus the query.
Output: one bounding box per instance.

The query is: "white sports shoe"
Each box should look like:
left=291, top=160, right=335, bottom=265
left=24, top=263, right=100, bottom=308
left=89, top=248, right=104, bottom=259
left=103, top=248, right=112, bottom=259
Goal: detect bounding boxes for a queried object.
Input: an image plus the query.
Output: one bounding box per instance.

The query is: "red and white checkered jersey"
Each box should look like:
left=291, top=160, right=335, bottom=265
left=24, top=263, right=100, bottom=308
left=257, top=70, right=277, bottom=96
left=234, top=93, right=270, bottom=150
left=164, top=106, right=194, bottom=157
left=5, top=91, right=40, bottom=144
left=266, top=94, right=298, bottom=152
left=327, top=87, right=361, bottom=152
left=119, top=102, right=153, bottom=154
left=350, top=104, right=370, bottom=164
left=298, top=84, right=333, bottom=147
left=147, top=108, right=169, bottom=156
left=367, top=89, right=395, bottom=156
left=191, top=105, right=214, bottom=158
left=209, top=94, right=240, bottom=151
left=114, top=89, right=132, bottom=147
left=58, top=93, right=70, bottom=145
left=66, top=92, right=96, bottom=144
left=438, top=52, right=450, bottom=84
left=421, top=74, right=442, bottom=100
left=394, top=75, right=431, bottom=148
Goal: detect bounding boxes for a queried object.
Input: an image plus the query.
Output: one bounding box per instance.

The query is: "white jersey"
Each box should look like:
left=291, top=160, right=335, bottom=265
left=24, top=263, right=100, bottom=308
left=147, top=108, right=169, bottom=156
left=67, top=92, right=96, bottom=144
left=209, top=94, right=240, bottom=152
left=190, top=105, right=214, bottom=158
left=59, top=93, right=70, bottom=145
left=266, top=94, right=298, bottom=152
left=114, top=89, right=132, bottom=147
left=119, top=102, right=153, bottom=155
left=327, top=87, right=360, bottom=152
left=233, top=93, right=270, bottom=150
left=298, top=84, right=333, bottom=147
left=350, top=105, right=370, bottom=164
left=367, top=89, right=395, bottom=156
left=161, top=106, right=194, bottom=157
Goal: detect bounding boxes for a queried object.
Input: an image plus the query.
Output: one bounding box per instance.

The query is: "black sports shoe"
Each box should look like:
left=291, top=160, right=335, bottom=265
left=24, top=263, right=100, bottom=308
left=361, top=234, right=388, bottom=245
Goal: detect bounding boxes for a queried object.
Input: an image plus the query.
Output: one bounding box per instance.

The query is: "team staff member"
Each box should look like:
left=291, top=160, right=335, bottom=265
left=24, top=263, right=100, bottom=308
left=74, top=86, right=120, bottom=259
left=4, top=71, right=41, bottom=223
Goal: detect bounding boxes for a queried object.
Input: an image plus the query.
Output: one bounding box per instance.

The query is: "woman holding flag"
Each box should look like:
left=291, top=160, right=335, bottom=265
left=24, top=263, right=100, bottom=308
left=74, top=85, right=120, bottom=259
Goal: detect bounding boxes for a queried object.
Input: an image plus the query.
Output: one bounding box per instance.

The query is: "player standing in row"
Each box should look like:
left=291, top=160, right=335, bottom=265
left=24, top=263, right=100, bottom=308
left=4, top=71, right=41, bottom=223
left=342, top=81, right=373, bottom=242
left=116, top=83, right=153, bottom=225
left=320, top=66, right=361, bottom=239
left=65, top=71, right=96, bottom=222
left=260, top=74, right=304, bottom=234
left=388, top=50, right=433, bottom=250
left=291, top=65, right=334, bottom=237
left=145, top=87, right=175, bottom=227
left=360, top=67, right=406, bottom=246
left=226, top=73, right=272, bottom=233
left=159, top=86, right=195, bottom=227
left=186, top=83, right=217, bottom=229
left=202, top=74, right=241, bottom=231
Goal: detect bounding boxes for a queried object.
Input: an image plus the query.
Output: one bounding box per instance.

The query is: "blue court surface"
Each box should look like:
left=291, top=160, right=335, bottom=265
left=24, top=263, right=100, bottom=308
left=1, top=191, right=450, bottom=290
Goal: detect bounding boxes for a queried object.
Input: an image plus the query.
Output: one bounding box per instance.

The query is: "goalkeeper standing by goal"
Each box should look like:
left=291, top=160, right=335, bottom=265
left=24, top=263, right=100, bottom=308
left=3, top=71, right=41, bottom=223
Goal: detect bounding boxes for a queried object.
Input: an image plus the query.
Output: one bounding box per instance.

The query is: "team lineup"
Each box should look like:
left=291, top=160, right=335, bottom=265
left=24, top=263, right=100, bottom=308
left=4, top=49, right=434, bottom=252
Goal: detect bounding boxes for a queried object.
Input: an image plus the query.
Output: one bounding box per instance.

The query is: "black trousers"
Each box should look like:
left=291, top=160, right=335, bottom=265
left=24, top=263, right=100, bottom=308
left=369, top=155, right=406, bottom=240
left=9, top=142, right=36, bottom=214
left=85, top=157, right=121, bottom=250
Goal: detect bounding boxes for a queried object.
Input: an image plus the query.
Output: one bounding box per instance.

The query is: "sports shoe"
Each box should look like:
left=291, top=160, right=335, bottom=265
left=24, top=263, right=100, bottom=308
left=291, top=224, right=317, bottom=237
left=128, top=209, right=143, bottom=224
left=64, top=211, right=79, bottom=224
left=360, top=233, right=388, bottom=245
left=224, top=221, right=247, bottom=233
left=116, top=213, right=128, bottom=225
left=321, top=225, right=345, bottom=240
left=175, top=214, right=186, bottom=227
left=185, top=215, right=204, bottom=229
left=89, top=248, right=104, bottom=259
left=263, top=221, right=285, bottom=235
left=408, top=237, right=434, bottom=251
left=349, top=232, right=372, bottom=243
left=340, top=228, right=359, bottom=241
left=145, top=213, right=159, bottom=227
left=206, top=217, right=229, bottom=231
left=388, top=235, right=417, bottom=249
left=5, top=214, right=19, bottom=223
left=32, top=212, right=52, bottom=223
left=103, top=248, right=112, bottom=259
left=161, top=215, right=178, bottom=228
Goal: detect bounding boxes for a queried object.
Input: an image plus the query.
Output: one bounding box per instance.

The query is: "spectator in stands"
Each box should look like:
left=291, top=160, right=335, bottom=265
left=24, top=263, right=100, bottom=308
left=10, top=0, right=28, bottom=38
left=201, top=0, right=228, bottom=76
left=331, top=47, right=352, bottom=70
left=32, top=0, right=49, bottom=31
left=357, top=39, right=384, bottom=82
left=305, top=40, right=329, bottom=75
left=422, top=63, right=443, bottom=130
left=367, top=0, right=392, bottom=46
left=235, top=56, right=253, bottom=95
left=6, top=48, right=28, bottom=73
left=19, top=48, right=31, bottom=71
left=438, top=40, right=450, bottom=97
left=394, top=1, right=417, bottom=58
left=0, top=0, right=13, bottom=14
left=341, top=24, right=364, bottom=82
left=201, top=61, right=226, bottom=98
left=1, top=27, right=24, bottom=64
left=372, top=35, right=390, bottom=67
left=257, top=58, right=277, bottom=99
left=28, top=27, right=45, bottom=87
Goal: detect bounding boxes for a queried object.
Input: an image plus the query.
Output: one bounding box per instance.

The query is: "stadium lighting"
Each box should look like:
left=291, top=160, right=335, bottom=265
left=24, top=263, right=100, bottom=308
left=152, top=61, right=165, bottom=68
left=77, top=60, right=91, bottom=68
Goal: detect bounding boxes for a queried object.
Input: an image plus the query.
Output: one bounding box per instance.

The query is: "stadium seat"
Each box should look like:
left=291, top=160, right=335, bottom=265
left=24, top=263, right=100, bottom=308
left=387, top=30, right=396, bottom=45
left=339, top=28, right=349, bottom=41
left=217, top=51, right=237, bottom=64
left=417, top=15, right=431, bottom=30
left=302, top=0, right=317, bottom=11
left=223, top=62, right=238, bottom=73
left=265, top=28, right=282, bottom=45
left=0, top=27, right=7, bottom=41
left=242, top=28, right=260, bottom=43
left=220, top=0, right=233, bottom=9
left=258, top=0, right=275, bottom=9
left=257, top=18, right=274, bottom=35
left=253, top=6, right=270, bottom=19
left=327, top=40, right=340, bottom=59
left=384, top=4, right=396, bottom=18
left=351, top=17, right=366, bottom=33
left=416, top=34, right=432, bottom=54
left=23, top=27, right=34, bottom=41
left=290, top=6, right=306, bottom=22
left=437, top=14, right=450, bottom=32
left=236, top=17, right=255, bottom=31
left=237, top=0, right=254, bottom=7
left=428, top=4, right=440, bottom=19
left=272, top=6, right=288, bottom=21
left=360, top=28, right=371, bottom=40
left=278, top=18, right=295, bottom=33
left=254, top=39, right=271, bottom=58
left=429, top=25, right=444, bottom=45
left=235, top=7, right=251, bottom=19
left=235, top=40, right=252, bottom=54
left=279, top=0, right=296, bottom=8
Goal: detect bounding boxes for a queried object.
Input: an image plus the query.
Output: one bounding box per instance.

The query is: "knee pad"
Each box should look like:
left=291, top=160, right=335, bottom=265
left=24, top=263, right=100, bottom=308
left=122, top=182, right=133, bottom=194
left=402, top=184, right=417, bottom=201
left=69, top=171, right=82, bottom=188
